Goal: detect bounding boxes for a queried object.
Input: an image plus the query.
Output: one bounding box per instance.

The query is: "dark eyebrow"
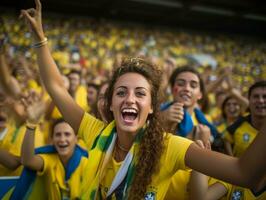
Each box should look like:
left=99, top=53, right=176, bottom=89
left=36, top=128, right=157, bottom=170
left=176, top=78, right=185, bottom=82
left=176, top=79, right=199, bottom=84
left=190, top=80, right=199, bottom=84
left=136, top=87, right=148, bottom=91
left=115, top=86, right=148, bottom=91
left=115, top=86, right=127, bottom=90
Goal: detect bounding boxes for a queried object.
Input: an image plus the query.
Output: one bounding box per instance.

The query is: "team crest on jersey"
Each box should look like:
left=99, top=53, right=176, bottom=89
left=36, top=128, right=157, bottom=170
left=243, top=133, right=250, bottom=142
left=231, top=189, right=244, bottom=200
left=144, top=192, right=156, bottom=200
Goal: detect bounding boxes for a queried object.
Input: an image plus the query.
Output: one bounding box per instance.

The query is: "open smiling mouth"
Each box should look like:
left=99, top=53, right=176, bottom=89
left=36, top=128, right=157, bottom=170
left=255, top=105, right=266, bottom=110
left=121, top=108, right=138, bottom=123
left=0, top=116, right=6, bottom=123
left=180, top=94, right=191, bottom=101
left=58, top=144, right=68, bottom=150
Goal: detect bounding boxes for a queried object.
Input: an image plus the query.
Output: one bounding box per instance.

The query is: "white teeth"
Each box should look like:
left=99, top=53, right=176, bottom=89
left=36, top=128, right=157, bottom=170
left=122, top=108, right=137, bottom=114
left=180, top=94, right=190, bottom=100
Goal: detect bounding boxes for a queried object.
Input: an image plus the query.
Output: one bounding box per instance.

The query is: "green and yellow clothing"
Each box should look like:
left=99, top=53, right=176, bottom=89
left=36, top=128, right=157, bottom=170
left=38, top=154, right=89, bottom=200
left=223, top=115, right=264, bottom=200
left=0, top=123, right=45, bottom=176
left=51, top=85, right=89, bottom=119
left=165, top=170, right=230, bottom=200
left=78, top=112, right=193, bottom=200
left=226, top=185, right=266, bottom=200
left=223, top=115, right=257, bottom=157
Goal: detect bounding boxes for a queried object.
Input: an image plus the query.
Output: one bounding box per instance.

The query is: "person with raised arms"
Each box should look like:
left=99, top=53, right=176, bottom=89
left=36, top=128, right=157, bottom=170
left=19, top=1, right=266, bottom=199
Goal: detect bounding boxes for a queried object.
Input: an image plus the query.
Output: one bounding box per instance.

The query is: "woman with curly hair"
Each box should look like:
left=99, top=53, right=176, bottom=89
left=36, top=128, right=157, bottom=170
left=19, top=1, right=266, bottom=199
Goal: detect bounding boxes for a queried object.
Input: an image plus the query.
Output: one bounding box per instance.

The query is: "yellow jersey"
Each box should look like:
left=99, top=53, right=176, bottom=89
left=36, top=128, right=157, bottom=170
left=227, top=185, right=266, bottom=200
left=38, top=154, right=89, bottom=200
left=0, top=123, right=45, bottom=176
left=223, top=115, right=257, bottom=157
left=78, top=112, right=193, bottom=200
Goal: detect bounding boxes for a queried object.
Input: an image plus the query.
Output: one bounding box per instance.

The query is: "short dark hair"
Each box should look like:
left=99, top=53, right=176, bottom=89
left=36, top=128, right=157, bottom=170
left=87, top=82, right=99, bottom=91
left=169, top=65, right=205, bottom=94
left=66, top=69, right=81, bottom=77
left=50, top=118, right=71, bottom=137
left=248, top=80, right=266, bottom=98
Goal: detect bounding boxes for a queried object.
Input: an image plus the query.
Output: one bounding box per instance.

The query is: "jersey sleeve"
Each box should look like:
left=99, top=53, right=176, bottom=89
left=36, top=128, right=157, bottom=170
left=78, top=112, right=106, bottom=150
left=165, top=135, right=193, bottom=174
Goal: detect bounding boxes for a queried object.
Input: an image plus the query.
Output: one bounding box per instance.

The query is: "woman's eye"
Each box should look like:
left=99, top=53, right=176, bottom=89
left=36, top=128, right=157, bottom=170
left=176, top=81, right=185, bottom=86
left=191, top=84, right=198, bottom=89
left=65, top=132, right=71, bottom=137
left=117, top=91, right=126, bottom=96
left=136, top=91, right=146, bottom=97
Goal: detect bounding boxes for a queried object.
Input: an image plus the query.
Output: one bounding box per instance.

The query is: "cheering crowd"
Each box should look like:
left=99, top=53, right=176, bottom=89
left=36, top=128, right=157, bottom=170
left=0, top=0, right=265, bottom=199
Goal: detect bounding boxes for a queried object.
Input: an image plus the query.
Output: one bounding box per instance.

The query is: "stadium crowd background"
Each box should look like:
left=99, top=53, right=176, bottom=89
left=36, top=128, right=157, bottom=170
left=0, top=5, right=266, bottom=199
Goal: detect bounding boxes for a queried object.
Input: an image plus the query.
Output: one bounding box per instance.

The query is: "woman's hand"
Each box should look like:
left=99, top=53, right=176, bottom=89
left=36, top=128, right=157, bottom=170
left=195, top=124, right=211, bottom=150
left=21, top=90, right=46, bottom=124
left=19, top=0, right=45, bottom=41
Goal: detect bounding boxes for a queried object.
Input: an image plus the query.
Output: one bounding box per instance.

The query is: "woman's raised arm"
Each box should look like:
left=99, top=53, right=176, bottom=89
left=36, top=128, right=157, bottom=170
left=19, top=0, right=84, bottom=133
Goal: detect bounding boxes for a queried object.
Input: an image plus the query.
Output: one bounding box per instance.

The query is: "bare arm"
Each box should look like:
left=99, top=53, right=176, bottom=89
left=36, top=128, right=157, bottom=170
left=228, top=88, right=249, bottom=112
left=205, top=182, right=228, bottom=200
left=20, top=0, right=84, bottom=133
left=21, top=127, right=44, bottom=171
left=224, top=140, right=233, bottom=156
left=189, top=140, right=228, bottom=200
left=205, top=73, right=227, bottom=94
left=0, top=149, right=21, bottom=170
left=189, top=171, right=228, bottom=200
left=185, top=124, right=266, bottom=188
left=224, top=76, right=249, bottom=111
left=189, top=140, right=209, bottom=200
left=20, top=90, right=47, bottom=171
left=0, top=52, right=21, bottom=99
left=189, top=171, right=208, bottom=200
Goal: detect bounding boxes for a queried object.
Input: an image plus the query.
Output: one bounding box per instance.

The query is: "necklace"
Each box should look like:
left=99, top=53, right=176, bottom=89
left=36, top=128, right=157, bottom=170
left=116, top=140, right=130, bottom=152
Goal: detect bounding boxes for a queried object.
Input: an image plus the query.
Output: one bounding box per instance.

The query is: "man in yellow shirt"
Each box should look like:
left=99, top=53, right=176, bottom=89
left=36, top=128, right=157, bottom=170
left=223, top=80, right=266, bottom=200
left=224, top=81, right=266, bottom=157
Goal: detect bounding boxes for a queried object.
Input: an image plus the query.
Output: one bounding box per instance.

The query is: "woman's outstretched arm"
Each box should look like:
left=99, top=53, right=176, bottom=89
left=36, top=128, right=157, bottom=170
left=185, top=123, right=266, bottom=189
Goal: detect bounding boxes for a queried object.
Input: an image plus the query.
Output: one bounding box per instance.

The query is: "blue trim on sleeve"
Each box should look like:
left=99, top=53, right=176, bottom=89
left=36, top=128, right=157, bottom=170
left=10, top=145, right=88, bottom=200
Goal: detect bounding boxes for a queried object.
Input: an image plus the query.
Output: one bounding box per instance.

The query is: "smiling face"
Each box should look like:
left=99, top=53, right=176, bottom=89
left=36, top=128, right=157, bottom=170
left=87, top=86, right=98, bottom=106
left=68, top=72, right=80, bottom=93
left=52, top=122, right=77, bottom=161
left=249, top=87, right=266, bottom=118
left=224, top=98, right=241, bottom=119
left=110, top=73, right=153, bottom=135
left=172, top=72, right=202, bottom=109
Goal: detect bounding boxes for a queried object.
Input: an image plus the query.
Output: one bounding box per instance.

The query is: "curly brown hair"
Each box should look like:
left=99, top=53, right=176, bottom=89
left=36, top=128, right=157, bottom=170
left=105, top=57, right=165, bottom=199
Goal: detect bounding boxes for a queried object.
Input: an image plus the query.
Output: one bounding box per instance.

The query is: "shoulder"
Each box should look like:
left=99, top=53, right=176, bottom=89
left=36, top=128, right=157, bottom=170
left=227, top=115, right=250, bottom=135
left=39, top=154, right=59, bottom=165
left=164, top=133, right=193, bottom=148
left=162, top=133, right=193, bottom=171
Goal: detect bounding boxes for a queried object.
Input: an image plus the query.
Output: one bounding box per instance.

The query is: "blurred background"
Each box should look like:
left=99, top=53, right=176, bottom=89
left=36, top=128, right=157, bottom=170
left=0, top=0, right=266, bottom=92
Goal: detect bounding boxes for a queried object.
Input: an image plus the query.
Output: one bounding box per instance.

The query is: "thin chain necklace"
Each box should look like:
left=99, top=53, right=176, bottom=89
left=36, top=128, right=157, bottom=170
left=116, top=140, right=130, bottom=152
